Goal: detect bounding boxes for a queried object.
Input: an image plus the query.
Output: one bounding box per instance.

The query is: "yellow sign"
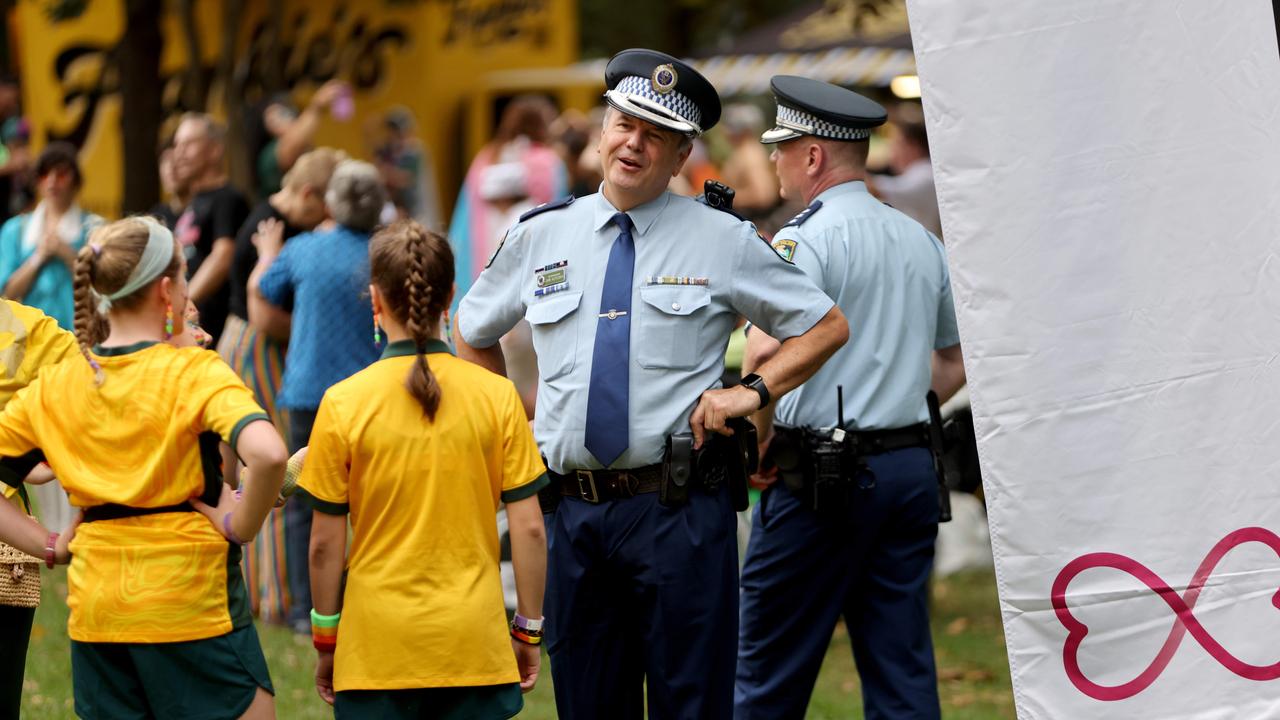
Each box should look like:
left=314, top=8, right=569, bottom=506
left=15, top=0, right=577, bottom=220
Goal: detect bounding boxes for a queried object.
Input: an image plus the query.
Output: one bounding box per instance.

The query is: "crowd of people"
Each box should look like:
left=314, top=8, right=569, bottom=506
left=0, top=47, right=958, bottom=720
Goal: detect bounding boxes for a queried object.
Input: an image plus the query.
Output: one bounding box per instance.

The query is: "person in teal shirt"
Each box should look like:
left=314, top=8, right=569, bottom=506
left=0, top=142, right=101, bottom=330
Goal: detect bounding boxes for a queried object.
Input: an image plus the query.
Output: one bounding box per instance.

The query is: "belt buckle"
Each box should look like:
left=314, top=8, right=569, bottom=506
left=576, top=470, right=600, bottom=503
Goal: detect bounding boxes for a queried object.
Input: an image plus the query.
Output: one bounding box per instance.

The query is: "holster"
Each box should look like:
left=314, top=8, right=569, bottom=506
left=926, top=391, right=954, bottom=523
left=660, top=418, right=756, bottom=511
left=661, top=433, right=694, bottom=507
left=538, top=456, right=561, bottom=514
left=766, top=427, right=878, bottom=515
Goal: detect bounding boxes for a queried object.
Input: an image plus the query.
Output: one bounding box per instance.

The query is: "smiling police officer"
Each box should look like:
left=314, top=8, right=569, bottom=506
left=455, top=51, right=849, bottom=719
left=736, top=76, right=966, bottom=720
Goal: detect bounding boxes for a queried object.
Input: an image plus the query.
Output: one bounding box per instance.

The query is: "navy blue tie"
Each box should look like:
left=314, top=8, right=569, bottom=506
left=585, top=212, right=636, bottom=467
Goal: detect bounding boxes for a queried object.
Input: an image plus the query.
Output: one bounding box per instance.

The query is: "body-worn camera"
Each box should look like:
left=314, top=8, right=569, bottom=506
left=702, top=180, right=736, bottom=211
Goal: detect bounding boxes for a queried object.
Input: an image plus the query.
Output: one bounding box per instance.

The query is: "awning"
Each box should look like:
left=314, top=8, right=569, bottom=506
left=575, top=0, right=917, bottom=96
left=694, top=47, right=915, bottom=95
left=575, top=46, right=914, bottom=97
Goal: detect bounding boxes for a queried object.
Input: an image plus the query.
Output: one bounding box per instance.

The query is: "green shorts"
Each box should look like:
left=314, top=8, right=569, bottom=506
left=334, top=683, right=523, bottom=720
left=71, top=624, right=274, bottom=720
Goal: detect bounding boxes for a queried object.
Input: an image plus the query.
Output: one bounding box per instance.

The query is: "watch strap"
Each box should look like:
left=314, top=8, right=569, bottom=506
left=741, top=373, right=770, bottom=408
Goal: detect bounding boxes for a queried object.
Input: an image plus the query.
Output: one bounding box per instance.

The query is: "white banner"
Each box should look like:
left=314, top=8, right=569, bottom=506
left=906, top=1, right=1280, bottom=717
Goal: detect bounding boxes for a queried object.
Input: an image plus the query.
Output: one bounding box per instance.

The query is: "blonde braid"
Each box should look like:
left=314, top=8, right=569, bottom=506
left=72, top=242, right=105, bottom=384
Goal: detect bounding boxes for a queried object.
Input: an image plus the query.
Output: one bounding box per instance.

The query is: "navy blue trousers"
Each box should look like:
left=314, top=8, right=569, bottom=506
left=735, top=447, right=941, bottom=720
left=546, top=487, right=738, bottom=720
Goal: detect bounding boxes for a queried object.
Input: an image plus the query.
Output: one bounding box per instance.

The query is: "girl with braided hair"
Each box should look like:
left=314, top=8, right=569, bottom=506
left=301, top=220, right=548, bottom=718
left=0, top=216, right=288, bottom=718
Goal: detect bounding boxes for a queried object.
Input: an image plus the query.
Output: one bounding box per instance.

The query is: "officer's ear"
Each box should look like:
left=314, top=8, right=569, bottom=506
left=670, top=136, right=694, bottom=178
left=806, top=142, right=824, bottom=175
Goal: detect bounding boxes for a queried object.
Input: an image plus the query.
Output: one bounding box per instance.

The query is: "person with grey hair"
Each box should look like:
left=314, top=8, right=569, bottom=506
left=247, top=158, right=388, bottom=633
left=171, top=112, right=249, bottom=344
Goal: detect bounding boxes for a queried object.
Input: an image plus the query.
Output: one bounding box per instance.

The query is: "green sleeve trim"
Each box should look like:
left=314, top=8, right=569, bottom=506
left=228, top=413, right=271, bottom=454
left=297, top=487, right=350, bottom=515
left=501, top=472, right=550, bottom=503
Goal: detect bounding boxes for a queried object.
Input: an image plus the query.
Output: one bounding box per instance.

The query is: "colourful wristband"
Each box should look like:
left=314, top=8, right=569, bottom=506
left=44, top=532, right=59, bottom=569
left=512, top=613, right=544, bottom=632
left=510, top=626, right=543, bottom=646
left=311, top=609, right=340, bottom=651
left=310, top=609, right=341, bottom=628
left=312, top=627, right=338, bottom=652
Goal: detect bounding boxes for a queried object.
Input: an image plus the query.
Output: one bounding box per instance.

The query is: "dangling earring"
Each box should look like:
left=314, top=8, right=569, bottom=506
left=164, top=302, right=174, bottom=341
left=373, top=313, right=382, bottom=345
left=442, top=310, right=452, bottom=342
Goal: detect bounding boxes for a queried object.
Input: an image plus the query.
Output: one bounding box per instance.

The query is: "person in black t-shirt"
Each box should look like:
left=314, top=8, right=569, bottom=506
left=172, top=113, right=248, bottom=343
left=219, top=147, right=343, bottom=626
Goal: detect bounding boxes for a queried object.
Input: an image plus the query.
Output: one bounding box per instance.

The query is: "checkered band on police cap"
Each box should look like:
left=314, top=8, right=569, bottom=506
left=614, top=75, right=703, bottom=131
left=776, top=104, right=870, bottom=141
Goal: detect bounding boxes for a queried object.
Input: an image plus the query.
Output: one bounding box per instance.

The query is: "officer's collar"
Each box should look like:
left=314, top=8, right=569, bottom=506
left=813, top=180, right=869, bottom=205
left=592, top=187, right=671, bottom=237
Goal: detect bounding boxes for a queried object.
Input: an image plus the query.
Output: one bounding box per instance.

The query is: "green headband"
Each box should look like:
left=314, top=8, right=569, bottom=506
left=93, top=218, right=176, bottom=314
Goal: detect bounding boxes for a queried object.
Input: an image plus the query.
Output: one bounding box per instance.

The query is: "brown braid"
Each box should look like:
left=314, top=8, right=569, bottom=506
left=71, top=218, right=182, bottom=386
left=369, top=220, right=455, bottom=420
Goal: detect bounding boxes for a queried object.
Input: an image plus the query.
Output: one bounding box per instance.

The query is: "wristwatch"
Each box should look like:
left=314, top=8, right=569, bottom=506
left=740, top=373, right=770, bottom=409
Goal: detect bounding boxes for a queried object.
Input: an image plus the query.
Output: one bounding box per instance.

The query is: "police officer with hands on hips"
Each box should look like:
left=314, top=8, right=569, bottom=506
left=455, top=50, right=848, bottom=719
left=735, top=76, right=966, bottom=720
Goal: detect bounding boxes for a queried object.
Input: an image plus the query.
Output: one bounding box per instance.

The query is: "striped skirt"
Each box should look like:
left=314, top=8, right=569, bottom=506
left=218, top=314, right=292, bottom=624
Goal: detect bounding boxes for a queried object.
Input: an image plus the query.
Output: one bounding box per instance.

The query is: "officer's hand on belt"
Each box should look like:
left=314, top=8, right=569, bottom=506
left=690, top=385, right=760, bottom=449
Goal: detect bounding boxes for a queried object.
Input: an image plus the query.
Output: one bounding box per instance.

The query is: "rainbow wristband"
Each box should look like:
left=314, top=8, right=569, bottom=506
left=510, top=621, right=543, bottom=646
left=311, top=609, right=340, bottom=652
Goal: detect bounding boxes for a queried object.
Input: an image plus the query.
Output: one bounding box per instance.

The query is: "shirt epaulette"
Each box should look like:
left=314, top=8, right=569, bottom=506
left=518, top=195, right=575, bottom=223
left=782, top=200, right=823, bottom=228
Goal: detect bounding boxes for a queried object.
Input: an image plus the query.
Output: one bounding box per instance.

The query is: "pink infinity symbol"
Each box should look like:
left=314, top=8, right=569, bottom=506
left=1051, top=526, right=1280, bottom=701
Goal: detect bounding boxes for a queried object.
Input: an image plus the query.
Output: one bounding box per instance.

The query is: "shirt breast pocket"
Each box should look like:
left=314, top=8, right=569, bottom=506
left=637, top=285, right=712, bottom=370
left=525, top=291, right=582, bottom=381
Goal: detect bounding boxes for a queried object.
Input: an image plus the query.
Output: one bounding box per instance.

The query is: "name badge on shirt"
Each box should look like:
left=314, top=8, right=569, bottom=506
left=534, top=260, right=571, bottom=297
left=535, top=260, right=568, bottom=287
left=644, top=275, right=709, bottom=286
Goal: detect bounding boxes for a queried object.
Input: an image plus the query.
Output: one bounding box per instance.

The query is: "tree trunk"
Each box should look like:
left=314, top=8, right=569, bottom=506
left=220, top=0, right=250, bottom=193
left=119, top=0, right=163, bottom=215
left=177, top=0, right=206, bottom=112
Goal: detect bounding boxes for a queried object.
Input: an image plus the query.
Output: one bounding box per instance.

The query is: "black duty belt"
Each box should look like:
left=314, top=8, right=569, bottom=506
left=82, top=502, right=195, bottom=523
left=844, top=423, right=931, bottom=454
left=777, top=423, right=928, bottom=454
left=550, top=464, right=664, bottom=503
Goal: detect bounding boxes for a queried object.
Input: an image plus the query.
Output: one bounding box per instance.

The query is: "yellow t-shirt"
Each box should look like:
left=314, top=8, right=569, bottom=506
left=299, top=339, right=547, bottom=691
left=0, top=300, right=78, bottom=506
left=0, top=340, right=269, bottom=642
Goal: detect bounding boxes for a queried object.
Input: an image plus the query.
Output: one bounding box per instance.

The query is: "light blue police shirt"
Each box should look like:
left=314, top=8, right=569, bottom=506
left=459, top=189, right=835, bottom=473
left=769, top=180, right=960, bottom=431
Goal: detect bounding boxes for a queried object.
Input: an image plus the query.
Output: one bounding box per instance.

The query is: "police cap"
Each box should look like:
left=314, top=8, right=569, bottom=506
left=760, top=75, right=887, bottom=145
left=604, top=49, right=721, bottom=137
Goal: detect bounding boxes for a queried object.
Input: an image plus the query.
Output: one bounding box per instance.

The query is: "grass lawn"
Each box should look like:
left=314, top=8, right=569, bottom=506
left=22, top=569, right=1012, bottom=718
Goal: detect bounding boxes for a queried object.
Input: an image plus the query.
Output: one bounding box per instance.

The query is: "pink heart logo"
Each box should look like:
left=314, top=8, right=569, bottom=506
left=1052, top=526, right=1280, bottom=700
